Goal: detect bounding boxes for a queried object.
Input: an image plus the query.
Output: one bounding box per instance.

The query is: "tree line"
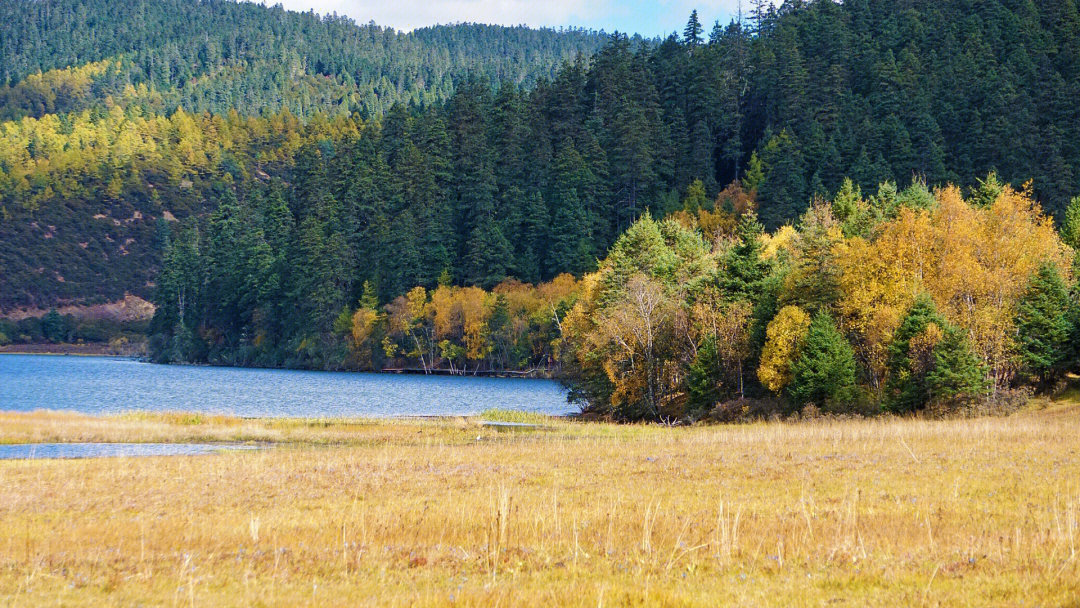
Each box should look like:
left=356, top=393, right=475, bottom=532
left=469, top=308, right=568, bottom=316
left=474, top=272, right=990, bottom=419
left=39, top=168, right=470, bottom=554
left=151, top=171, right=1080, bottom=421
left=559, top=178, right=1080, bottom=420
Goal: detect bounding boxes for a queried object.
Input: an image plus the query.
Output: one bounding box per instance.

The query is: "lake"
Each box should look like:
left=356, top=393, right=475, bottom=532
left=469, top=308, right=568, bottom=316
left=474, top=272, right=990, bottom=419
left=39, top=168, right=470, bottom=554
left=0, top=442, right=256, bottom=460
left=0, top=354, right=573, bottom=418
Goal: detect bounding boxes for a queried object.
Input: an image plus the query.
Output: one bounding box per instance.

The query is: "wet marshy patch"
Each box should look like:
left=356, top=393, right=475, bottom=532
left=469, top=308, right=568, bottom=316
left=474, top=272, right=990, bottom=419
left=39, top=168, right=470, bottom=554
left=0, top=442, right=258, bottom=459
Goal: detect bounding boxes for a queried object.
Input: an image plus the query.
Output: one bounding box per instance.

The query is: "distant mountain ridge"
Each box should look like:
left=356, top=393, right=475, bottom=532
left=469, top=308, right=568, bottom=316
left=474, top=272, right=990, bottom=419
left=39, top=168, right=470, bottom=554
left=0, top=0, right=610, bottom=119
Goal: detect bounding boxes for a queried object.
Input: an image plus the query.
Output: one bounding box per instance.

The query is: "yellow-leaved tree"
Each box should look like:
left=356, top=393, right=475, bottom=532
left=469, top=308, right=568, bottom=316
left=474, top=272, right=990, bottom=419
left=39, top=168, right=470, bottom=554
left=757, top=305, right=812, bottom=394
left=833, top=183, right=1072, bottom=389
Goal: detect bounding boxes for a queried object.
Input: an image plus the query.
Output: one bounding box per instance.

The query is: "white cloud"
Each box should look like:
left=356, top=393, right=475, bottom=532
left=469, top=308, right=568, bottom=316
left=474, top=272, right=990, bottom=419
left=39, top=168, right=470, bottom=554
left=267, top=0, right=614, bottom=32
left=261, top=0, right=779, bottom=34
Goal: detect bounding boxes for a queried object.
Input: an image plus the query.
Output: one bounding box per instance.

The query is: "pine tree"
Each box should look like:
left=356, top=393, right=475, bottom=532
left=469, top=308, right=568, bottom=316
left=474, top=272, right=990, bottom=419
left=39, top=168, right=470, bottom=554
left=885, top=295, right=943, bottom=413
left=722, top=210, right=769, bottom=301
left=682, top=179, right=708, bottom=213
left=518, top=192, right=550, bottom=283
left=925, top=325, right=988, bottom=405
left=1061, top=196, right=1080, bottom=250
left=40, top=309, right=68, bottom=343
left=1015, top=264, right=1071, bottom=384
left=359, top=280, right=379, bottom=309
left=750, top=0, right=775, bottom=34
left=546, top=142, right=593, bottom=277
left=886, top=295, right=986, bottom=412
left=969, top=171, right=1004, bottom=208
left=1061, top=195, right=1080, bottom=274
left=205, top=187, right=246, bottom=347
left=787, top=311, right=857, bottom=411
left=687, top=336, right=722, bottom=417
left=463, top=214, right=513, bottom=289
left=742, top=151, right=764, bottom=194
left=757, top=131, right=807, bottom=229
left=831, top=178, right=871, bottom=237
left=683, top=10, right=703, bottom=47
left=149, top=219, right=204, bottom=363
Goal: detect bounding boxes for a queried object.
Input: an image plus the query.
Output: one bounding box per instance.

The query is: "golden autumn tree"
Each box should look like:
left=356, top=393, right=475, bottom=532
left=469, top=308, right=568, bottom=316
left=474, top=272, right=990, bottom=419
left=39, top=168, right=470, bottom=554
left=757, top=305, right=812, bottom=394
left=349, top=307, right=381, bottom=369
left=591, top=273, right=681, bottom=420
left=559, top=214, right=718, bottom=420
left=832, top=183, right=1072, bottom=390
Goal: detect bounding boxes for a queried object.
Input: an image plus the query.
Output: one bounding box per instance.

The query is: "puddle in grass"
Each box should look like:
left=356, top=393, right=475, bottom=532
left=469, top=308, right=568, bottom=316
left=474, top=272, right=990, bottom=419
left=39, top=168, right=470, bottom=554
left=0, top=443, right=258, bottom=460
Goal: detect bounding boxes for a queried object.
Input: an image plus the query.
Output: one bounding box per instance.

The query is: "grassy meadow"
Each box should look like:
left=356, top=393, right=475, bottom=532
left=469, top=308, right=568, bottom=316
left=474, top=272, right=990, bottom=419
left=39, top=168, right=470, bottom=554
left=1, top=402, right=1078, bottom=607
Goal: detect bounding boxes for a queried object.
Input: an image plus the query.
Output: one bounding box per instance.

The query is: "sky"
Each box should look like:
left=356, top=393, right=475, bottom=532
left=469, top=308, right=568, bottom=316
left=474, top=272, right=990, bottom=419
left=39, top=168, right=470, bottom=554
left=263, top=0, right=759, bottom=38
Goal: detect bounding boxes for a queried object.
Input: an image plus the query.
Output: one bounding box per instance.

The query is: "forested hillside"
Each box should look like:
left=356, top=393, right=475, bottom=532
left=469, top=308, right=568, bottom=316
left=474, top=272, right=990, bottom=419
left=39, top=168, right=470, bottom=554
left=0, top=0, right=608, bottom=311
left=4, top=0, right=1080, bottom=333
left=0, top=0, right=607, bottom=119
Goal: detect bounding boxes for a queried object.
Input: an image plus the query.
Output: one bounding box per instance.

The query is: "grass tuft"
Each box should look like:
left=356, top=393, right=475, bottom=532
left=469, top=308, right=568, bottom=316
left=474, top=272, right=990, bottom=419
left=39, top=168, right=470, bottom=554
left=478, top=408, right=555, bottom=424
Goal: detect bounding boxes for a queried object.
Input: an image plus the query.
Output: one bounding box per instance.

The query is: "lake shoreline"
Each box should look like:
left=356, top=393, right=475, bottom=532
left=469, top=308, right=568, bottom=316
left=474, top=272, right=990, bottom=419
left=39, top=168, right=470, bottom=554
left=0, top=353, right=574, bottom=418
left=0, top=342, right=138, bottom=357
left=1, top=347, right=562, bottom=379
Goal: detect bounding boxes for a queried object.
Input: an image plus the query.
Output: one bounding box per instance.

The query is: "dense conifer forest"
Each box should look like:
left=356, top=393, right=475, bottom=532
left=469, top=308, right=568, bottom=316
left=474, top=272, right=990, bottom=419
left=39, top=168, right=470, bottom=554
left=4, top=0, right=1080, bottom=418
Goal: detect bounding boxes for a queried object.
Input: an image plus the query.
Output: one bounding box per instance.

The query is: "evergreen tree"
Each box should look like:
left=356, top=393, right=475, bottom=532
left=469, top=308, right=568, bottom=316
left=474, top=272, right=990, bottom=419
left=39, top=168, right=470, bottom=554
left=518, top=191, right=550, bottom=284
left=682, top=179, right=708, bottom=212
left=1061, top=195, right=1080, bottom=273
left=1061, top=196, right=1080, bottom=251
left=968, top=171, right=1005, bottom=208
left=1015, top=264, right=1072, bottom=384
left=547, top=142, right=594, bottom=277
left=686, top=336, right=722, bottom=417
left=757, top=131, right=807, bottom=229
left=787, top=311, right=857, bottom=411
left=40, top=309, right=68, bottom=343
left=742, top=151, right=765, bottom=194
left=925, top=325, right=988, bottom=406
left=464, top=214, right=513, bottom=289
left=683, top=10, right=703, bottom=47
left=149, top=219, right=203, bottom=363
left=886, top=295, right=986, bottom=413
left=885, top=295, right=944, bottom=413
left=722, top=210, right=769, bottom=300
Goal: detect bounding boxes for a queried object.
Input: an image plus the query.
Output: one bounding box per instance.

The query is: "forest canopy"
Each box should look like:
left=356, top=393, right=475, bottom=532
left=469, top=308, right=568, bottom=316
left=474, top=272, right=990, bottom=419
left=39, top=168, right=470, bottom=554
left=5, top=0, right=1080, bottom=313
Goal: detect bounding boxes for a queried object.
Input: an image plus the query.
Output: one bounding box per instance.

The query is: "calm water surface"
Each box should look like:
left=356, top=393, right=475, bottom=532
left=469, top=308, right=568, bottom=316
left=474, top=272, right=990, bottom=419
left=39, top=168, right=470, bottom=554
left=0, top=354, right=572, bottom=417
left=0, top=443, right=255, bottom=460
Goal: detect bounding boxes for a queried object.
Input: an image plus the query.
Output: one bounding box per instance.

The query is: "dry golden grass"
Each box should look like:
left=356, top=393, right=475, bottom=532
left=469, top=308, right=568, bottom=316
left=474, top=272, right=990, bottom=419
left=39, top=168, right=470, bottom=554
left=0, top=410, right=478, bottom=446
left=1, top=404, right=1079, bottom=606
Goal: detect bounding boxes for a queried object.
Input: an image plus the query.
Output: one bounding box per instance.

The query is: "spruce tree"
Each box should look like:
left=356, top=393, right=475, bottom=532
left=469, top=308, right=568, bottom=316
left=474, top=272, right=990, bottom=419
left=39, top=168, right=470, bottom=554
left=887, top=295, right=986, bottom=413
left=1061, top=196, right=1080, bottom=275
left=683, top=10, right=703, bottom=47
left=722, top=210, right=769, bottom=301
left=925, top=325, right=987, bottom=405
left=464, top=215, right=513, bottom=289
left=757, top=131, right=807, bottom=229
left=742, top=151, right=764, bottom=194
left=686, top=336, right=722, bottom=417
left=1015, top=264, right=1071, bottom=384
left=1060, top=196, right=1080, bottom=251
left=885, top=295, right=943, bottom=413
left=969, top=171, right=1004, bottom=208
left=547, top=143, right=593, bottom=277
left=787, top=312, right=857, bottom=411
left=682, top=179, right=708, bottom=213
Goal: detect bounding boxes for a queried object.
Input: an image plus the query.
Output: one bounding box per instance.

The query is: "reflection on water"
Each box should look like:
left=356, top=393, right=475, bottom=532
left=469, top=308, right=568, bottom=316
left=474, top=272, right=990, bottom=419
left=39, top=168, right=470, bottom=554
left=0, top=442, right=256, bottom=460
left=0, top=354, right=573, bottom=417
